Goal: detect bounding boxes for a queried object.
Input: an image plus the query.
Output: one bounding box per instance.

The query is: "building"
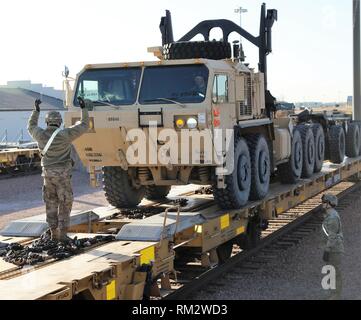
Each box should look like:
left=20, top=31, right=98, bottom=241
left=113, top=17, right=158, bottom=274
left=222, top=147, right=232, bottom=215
left=347, top=96, right=353, bottom=107
left=0, top=88, right=64, bottom=143
left=0, top=80, right=64, bottom=100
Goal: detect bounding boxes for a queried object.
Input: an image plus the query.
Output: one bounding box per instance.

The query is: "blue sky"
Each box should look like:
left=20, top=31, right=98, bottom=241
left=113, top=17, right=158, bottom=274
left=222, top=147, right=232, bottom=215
left=0, top=0, right=356, bottom=102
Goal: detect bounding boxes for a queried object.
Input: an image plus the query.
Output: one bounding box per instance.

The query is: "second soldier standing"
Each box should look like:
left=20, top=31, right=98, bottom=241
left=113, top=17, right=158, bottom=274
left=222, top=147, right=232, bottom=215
left=321, top=193, right=344, bottom=300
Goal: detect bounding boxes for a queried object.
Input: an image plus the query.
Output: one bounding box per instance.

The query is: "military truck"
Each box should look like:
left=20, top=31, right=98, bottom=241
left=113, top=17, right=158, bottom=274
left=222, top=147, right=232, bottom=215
left=62, top=5, right=349, bottom=210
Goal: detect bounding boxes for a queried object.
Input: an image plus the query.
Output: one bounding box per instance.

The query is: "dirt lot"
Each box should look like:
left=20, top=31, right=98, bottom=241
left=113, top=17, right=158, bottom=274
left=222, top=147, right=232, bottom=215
left=0, top=170, right=108, bottom=229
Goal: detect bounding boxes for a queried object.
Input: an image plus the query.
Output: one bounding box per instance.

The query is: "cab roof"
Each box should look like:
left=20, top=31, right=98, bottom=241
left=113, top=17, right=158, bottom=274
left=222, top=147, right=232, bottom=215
left=80, top=58, right=251, bottom=74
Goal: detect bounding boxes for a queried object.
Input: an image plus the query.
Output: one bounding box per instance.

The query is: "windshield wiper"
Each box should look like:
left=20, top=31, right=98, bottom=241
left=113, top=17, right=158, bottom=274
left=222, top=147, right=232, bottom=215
left=92, top=100, right=120, bottom=109
left=143, top=98, right=186, bottom=108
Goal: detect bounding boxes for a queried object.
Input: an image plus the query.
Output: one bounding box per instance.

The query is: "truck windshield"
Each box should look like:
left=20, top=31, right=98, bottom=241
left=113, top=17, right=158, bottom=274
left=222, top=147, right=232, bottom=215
left=139, top=64, right=209, bottom=104
left=74, top=68, right=141, bottom=106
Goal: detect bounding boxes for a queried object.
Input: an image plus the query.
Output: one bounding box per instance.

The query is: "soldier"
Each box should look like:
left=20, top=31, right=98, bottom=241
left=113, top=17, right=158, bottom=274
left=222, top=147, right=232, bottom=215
left=321, top=193, right=344, bottom=300
left=27, top=97, right=89, bottom=242
left=192, top=75, right=206, bottom=98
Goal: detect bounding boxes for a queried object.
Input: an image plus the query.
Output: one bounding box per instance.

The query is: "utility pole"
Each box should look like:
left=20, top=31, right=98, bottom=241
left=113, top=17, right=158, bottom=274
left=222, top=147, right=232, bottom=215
left=353, top=0, right=361, bottom=120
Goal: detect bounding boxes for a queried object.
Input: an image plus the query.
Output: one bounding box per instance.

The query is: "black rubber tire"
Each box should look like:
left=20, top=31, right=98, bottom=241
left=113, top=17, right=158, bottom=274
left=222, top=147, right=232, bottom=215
left=246, top=134, right=271, bottom=200
left=311, top=123, right=325, bottom=173
left=163, top=41, right=232, bottom=60
left=236, top=217, right=261, bottom=250
left=277, top=128, right=303, bottom=184
left=145, top=185, right=171, bottom=200
left=216, top=240, right=233, bottom=264
left=329, top=125, right=345, bottom=164
left=213, top=137, right=251, bottom=209
left=102, top=167, right=145, bottom=208
left=298, top=125, right=316, bottom=178
left=345, top=123, right=360, bottom=158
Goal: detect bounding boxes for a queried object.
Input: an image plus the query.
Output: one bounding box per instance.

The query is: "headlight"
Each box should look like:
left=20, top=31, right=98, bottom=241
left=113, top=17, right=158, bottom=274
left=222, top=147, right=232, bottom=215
left=176, top=118, right=185, bottom=129
left=187, top=117, right=198, bottom=129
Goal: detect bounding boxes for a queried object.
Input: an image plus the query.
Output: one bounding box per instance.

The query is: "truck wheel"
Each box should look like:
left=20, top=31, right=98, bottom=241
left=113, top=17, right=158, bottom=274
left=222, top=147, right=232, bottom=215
left=345, top=123, right=360, bottom=158
left=216, top=240, right=233, bottom=264
left=236, top=217, right=261, bottom=250
left=247, top=134, right=271, bottom=200
left=145, top=185, right=171, bottom=200
left=163, top=41, right=232, bottom=60
left=213, top=137, right=251, bottom=209
left=298, top=125, right=315, bottom=178
left=277, top=128, right=303, bottom=184
left=329, top=125, right=345, bottom=164
left=102, top=167, right=145, bottom=208
left=311, top=123, right=325, bottom=173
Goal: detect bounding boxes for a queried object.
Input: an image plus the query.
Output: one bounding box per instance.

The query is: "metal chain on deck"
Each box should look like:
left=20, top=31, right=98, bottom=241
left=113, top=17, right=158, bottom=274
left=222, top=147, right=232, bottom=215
left=0, top=230, right=115, bottom=267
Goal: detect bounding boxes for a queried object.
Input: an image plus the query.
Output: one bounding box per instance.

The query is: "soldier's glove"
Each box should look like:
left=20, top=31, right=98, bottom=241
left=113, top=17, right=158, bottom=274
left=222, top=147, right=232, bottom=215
left=34, top=99, right=42, bottom=112
left=77, top=97, right=86, bottom=109
left=323, top=251, right=330, bottom=263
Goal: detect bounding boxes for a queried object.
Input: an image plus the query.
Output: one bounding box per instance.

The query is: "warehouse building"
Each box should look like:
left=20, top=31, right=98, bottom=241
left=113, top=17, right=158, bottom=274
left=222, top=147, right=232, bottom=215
left=0, top=87, right=64, bottom=143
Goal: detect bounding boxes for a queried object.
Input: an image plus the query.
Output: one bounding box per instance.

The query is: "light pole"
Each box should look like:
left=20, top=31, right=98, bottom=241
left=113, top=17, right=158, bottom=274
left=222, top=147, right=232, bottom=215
left=353, top=0, right=361, bottom=120
left=234, top=6, right=248, bottom=61
left=234, top=6, right=248, bottom=44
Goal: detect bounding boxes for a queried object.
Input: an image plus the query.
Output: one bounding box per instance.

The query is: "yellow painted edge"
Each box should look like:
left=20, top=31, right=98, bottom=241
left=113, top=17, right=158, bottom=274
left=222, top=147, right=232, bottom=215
left=236, top=226, right=245, bottom=235
left=220, top=214, right=230, bottom=230
left=140, top=246, right=155, bottom=265
left=277, top=207, right=284, bottom=214
left=106, top=280, right=116, bottom=300
left=195, top=225, right=203, bottom=234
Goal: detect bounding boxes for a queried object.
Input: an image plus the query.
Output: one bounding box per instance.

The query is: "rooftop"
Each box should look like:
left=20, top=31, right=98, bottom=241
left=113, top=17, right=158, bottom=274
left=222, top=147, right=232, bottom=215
left=0, top=88, right=64, bottom=111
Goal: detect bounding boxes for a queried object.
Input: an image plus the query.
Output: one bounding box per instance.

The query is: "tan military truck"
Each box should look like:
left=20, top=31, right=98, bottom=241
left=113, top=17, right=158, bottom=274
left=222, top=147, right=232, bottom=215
left=63, top=5, right=323, bottom=210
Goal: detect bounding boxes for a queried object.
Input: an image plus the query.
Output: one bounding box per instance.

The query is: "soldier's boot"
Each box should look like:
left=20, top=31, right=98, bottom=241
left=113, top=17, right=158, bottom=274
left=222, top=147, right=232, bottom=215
left=50, top=228, right=60, bottom=241
left=59, top=228, right=72, bottom=243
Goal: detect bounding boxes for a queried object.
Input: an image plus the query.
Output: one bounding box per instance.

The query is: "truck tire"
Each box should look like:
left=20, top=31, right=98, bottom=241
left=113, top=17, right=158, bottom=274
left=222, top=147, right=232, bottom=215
left=311, top=123, right=325, bottom=173
left=102, top=167, right=145, bottom=208
left=277, top=128, right=303, bottom=184
left=246, top=134, right=271, bottom=200
left=145, top=185, right=171, bottom=200
left=213, top=137, right=251, bottom=209
left=163, top=41, right=232, bottom=60
left=329, top=125, right=345, bottom=164
left=298, top=125, right=315, bottom=178
left=345, top=123, right=360, bottom=158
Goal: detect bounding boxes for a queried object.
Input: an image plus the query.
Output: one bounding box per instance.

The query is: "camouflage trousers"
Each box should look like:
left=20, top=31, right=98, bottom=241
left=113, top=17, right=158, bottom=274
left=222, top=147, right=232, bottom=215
left=42, top=168, right=73, bottom=230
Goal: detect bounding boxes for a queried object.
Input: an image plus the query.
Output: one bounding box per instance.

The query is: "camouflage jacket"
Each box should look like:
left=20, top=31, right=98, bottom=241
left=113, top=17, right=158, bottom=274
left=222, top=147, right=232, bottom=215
left=322, top=208, right=344, bottom=253
left=27, top=109, right=89, bottom=171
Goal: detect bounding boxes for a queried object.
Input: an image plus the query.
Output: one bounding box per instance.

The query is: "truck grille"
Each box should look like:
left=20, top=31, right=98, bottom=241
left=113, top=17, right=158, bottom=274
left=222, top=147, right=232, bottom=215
left=240, top=75, right=253, bottom=116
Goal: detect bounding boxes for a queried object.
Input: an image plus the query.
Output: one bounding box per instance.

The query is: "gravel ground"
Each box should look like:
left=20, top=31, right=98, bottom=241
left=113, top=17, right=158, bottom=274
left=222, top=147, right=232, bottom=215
left=192, top=191, right=361, bottom=300
left=0, top=170, right=195, bottom=229
left=0, top=170, right=108, bottom=229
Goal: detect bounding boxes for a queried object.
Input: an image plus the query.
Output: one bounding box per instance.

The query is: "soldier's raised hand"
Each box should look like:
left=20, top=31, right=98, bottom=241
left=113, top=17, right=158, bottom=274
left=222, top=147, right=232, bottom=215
left=34, top=99, right=42, bottom=112
left=77, top=97, right=86, bottom=109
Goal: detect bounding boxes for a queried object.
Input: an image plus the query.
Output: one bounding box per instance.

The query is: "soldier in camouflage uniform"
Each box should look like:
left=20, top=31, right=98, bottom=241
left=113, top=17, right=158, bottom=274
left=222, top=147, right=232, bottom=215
left=27, top=97, right=89, bottom=242
left=321, top=193, right=344, bottom=300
